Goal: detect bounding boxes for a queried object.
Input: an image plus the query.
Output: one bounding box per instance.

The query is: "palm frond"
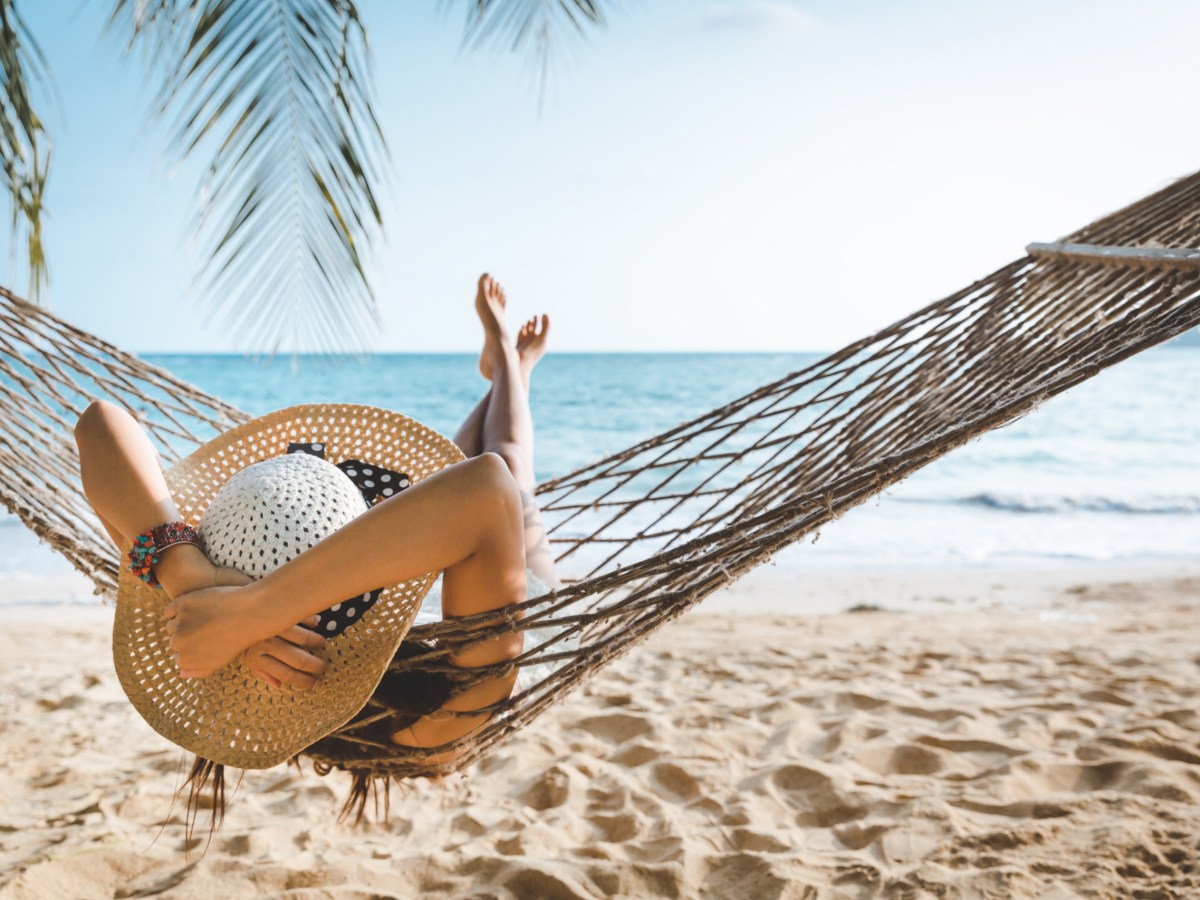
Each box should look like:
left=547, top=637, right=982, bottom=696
left=449, top=0, right=608, bottom=105
left=0, top=0, right=50, bottom=301
left=110, top=0, right=387, bottom=354
left=106, top=0, right=188, bottom=57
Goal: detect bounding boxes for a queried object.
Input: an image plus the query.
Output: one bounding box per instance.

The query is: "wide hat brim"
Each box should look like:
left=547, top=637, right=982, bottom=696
left=112, top=403, right=465, bottom=769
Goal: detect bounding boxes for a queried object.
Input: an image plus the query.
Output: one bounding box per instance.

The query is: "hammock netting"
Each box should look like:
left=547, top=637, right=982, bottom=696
left=2, top=169, right=1199, bottom=779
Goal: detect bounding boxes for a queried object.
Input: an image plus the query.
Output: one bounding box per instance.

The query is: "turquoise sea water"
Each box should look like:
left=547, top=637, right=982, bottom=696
left=1, top=347, right=1197, bottom=595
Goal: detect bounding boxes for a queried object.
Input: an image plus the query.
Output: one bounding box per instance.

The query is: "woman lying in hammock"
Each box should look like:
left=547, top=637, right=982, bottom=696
left=74, top=273, right=559, bottom=758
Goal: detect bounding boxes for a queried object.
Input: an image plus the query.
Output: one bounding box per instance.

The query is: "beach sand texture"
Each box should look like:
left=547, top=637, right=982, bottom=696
left=1, top=571, right=1198, bottom=899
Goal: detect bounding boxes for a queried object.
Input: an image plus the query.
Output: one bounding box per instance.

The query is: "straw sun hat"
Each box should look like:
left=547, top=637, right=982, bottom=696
left=112, top=403, right=464, bottom=769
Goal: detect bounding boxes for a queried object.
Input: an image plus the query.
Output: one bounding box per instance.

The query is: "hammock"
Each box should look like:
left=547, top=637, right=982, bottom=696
left=2, top=169, right=1199, bottom=780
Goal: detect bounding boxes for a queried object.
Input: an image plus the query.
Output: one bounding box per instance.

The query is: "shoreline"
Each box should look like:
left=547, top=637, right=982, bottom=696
left=703, top=556, right=1200, bottom=616
left=3, top=556, right=1198, bottom=614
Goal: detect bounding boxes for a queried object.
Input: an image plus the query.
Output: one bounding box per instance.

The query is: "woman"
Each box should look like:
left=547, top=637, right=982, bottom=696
left=74, top=273, right=557, bottom=754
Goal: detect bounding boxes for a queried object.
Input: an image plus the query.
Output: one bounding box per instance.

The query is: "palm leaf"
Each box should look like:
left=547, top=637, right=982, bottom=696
left=0, top=0, right=50, bottom=301
left=449, top=0, right=608, bottom=104
left=109, top=0, right=386, bottom=354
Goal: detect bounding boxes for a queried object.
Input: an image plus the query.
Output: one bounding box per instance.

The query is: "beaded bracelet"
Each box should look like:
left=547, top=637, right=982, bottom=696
left=127, top=521, right=205, bottom=588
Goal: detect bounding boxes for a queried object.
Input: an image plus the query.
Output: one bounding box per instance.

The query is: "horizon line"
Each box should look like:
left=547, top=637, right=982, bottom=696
left=138, top=348, right=836, bottom=357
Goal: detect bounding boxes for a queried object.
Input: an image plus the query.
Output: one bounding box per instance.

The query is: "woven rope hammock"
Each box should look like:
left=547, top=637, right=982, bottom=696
left=2, top=169, right=1199, bottom=780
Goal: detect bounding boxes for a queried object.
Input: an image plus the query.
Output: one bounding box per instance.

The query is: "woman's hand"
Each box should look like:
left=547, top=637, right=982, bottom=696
left=240, top=615, right=329, bottom=690
left=165, top=564, right=329, bottom=687
left=164, top=582, right=271, bottom=678
left=155, top=544, right=245, bottom=599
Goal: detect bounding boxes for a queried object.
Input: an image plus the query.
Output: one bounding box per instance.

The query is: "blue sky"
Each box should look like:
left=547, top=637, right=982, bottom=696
left=11, top=0, right=1200, bottom=353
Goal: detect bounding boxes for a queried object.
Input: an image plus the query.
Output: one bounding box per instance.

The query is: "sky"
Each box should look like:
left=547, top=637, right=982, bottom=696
left=10, top=0, right=1200, bottom=354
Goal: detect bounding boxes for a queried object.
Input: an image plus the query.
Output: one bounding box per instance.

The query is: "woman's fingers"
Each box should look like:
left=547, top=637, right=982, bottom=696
left=264, top=636, right=329, bottom=675
left=255, top=651, right=323, bottom=690
left=159, top=584, right=265, bottom=675
left=245, top=660, right=282, bottom=689
left=279, top=623, right=327, bottom=652
left=168, top=597, right=326, bottom=687
left=238, top=633, right=328, bottom=690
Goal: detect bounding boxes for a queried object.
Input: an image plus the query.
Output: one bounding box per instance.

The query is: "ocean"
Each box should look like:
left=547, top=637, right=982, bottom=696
left=1, top=346, right=1197, bottom=601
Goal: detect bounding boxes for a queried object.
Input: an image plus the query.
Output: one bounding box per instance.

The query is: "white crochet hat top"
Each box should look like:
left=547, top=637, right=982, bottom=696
left=200, top=451, right=368, bottom=579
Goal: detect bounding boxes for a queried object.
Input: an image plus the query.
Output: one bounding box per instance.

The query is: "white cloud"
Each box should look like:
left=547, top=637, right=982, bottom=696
left=702, top=0, right=819, bottom=34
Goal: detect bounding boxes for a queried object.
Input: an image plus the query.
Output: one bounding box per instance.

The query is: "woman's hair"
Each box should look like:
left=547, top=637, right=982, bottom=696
left=307, top=638, right=457, bottom=822
left=182, top=639, right=455, bottom=831
left=182, top=756, right=227, bottom=847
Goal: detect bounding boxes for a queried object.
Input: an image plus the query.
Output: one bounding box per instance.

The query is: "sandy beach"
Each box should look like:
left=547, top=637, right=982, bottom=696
left=2, top=564, right=1198, bottom=899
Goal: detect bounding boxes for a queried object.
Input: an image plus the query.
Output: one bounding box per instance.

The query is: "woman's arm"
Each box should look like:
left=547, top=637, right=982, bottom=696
left=165, top=452, right=528, bottom=677
left=74, top=400, right=328, bottom=688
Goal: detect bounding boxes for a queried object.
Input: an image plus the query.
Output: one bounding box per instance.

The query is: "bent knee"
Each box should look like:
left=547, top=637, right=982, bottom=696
left=472, top=451, right=518, bottom=490
left=482, top=444, right=529, bottom=484
left=74, top=399, right=129, bottom=445
left=465, top=453, right=524, bottom=527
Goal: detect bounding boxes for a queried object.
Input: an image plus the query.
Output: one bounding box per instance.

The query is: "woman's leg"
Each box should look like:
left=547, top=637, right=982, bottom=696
left=380, top=283, right=556, bottom=757
left=452, top=390, right=490, bottom=458
left=382, top=277, right=547, bottom=756
left=452, top=313, right=550, bottom=459
left=454, top=285, right=558, bottom=589
left=482, top=359, right=560, bottom=592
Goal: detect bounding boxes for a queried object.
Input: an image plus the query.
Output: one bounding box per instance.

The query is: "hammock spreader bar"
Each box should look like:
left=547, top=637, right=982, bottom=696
left=1027, top=241, right=1200, bottom=269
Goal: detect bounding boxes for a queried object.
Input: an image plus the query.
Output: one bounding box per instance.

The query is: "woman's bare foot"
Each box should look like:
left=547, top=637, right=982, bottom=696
left=476, top=273, right=512, bottom=381
left=515, top=314, right=550, bottom=385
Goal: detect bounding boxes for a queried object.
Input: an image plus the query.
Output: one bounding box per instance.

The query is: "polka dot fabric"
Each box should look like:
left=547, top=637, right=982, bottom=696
left=112, top=404, right=465, bottom=770
left=287, top=441, right=413, bottom=504
left=201, top=451, right=388, bottom=640
left=282, top=442, right=413, bottom=636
